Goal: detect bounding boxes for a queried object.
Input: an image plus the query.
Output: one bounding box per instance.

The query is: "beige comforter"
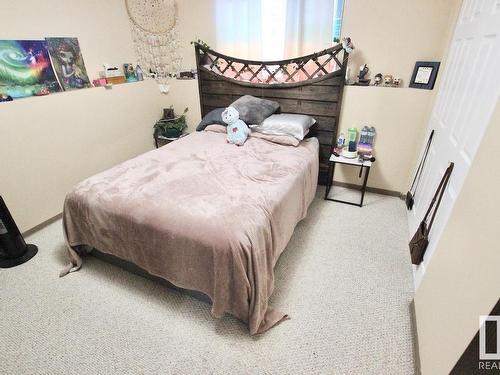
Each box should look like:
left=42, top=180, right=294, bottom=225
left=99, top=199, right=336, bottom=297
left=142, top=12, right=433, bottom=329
left=61, top=131, right=319, bottom=334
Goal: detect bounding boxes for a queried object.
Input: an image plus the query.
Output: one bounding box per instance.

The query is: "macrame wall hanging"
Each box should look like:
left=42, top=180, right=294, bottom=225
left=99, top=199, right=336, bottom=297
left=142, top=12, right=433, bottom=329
left=125, top=0, right=182, bottom=90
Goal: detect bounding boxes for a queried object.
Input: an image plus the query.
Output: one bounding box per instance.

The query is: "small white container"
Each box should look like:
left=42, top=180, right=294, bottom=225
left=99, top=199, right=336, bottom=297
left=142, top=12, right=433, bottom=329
left=342, top=149, right=358, bottom=159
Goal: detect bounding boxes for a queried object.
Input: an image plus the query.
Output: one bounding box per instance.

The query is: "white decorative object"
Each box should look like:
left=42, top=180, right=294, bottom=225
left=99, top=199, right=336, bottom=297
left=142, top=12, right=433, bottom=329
left=158, top=84, right=170, bottom=94
left=125, top=0, right=182, bottom=85
left=103, top=64, right=122, bottom=78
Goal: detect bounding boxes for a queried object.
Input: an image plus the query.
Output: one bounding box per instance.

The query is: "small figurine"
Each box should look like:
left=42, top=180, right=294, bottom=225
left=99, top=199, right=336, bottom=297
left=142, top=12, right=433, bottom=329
left=342, top=37, right=355, bottom=54
left=383, top=74, right=393, bottom=86
left=393, top=77, right=402, bottom=87
left=35, top=87, right=50, bottom=96
left=136, top=65, right=144, bottom=81
left=357, top=64, right=371, bottom=86
left=374, top=73, right=383, bottom=86
left=0, top=94, right=13, bottom=102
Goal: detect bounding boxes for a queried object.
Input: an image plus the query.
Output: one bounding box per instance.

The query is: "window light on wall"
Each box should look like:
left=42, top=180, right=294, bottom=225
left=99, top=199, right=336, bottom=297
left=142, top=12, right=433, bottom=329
left=215, top=0, right=345, bottom=60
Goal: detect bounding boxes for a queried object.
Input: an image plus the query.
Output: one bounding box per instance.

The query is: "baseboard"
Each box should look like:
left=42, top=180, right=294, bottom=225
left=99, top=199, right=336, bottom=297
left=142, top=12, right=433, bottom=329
left=410, top=300, right=422, bottom=375
left=332, top=180, right=402, bottom=198
left=22, top=213, right=62, bottom=237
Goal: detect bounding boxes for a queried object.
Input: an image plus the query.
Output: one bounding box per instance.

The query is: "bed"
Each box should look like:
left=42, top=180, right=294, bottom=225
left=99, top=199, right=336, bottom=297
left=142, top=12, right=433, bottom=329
left=60, top=43, right=349, bottom=334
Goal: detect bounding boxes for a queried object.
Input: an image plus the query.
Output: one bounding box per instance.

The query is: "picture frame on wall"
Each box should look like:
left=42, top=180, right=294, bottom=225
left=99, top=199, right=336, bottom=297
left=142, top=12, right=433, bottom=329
left=0, top=40, right=62, bottom=98
left=409, top=61, right=440, bottom=90
left=46, top=37, right=91, bottom=91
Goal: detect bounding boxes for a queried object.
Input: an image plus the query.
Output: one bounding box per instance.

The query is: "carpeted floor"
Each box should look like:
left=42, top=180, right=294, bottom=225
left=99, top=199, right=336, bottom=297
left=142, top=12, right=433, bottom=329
left=0, top=189, right=416, bottom=374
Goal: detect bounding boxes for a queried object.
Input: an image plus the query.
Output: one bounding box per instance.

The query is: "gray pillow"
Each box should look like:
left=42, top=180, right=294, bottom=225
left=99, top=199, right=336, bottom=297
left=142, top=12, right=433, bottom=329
left=231, top=95, right=280, bottom=125
left=196, top=108, right=227, bottom=131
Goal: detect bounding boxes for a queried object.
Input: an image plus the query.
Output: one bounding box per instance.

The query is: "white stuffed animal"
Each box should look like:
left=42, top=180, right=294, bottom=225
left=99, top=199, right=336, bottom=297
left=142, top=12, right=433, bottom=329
left=222, top=106, right=250, bottom=146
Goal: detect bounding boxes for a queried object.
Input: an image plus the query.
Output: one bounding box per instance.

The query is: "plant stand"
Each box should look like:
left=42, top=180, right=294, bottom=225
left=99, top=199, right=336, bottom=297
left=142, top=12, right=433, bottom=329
left=154, top=132, right=190, bottom=148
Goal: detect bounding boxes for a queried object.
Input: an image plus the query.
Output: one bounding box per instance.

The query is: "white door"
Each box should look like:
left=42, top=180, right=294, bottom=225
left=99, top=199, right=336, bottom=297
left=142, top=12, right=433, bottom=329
left=409, top=0, right=500, bottom=288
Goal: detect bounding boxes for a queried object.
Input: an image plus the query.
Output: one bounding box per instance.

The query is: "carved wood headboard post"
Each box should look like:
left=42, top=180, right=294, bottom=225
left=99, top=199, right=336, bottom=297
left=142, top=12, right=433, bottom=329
left=331, top=49, right=349, bottom=183
left=194, top=43, right=349, bottom=184
left=194, top=44, right=205, bottom=121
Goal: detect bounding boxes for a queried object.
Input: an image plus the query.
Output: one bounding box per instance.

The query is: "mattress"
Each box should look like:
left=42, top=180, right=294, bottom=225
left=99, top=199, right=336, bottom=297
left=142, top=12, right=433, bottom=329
left=61, top=130, right=319, bottom=334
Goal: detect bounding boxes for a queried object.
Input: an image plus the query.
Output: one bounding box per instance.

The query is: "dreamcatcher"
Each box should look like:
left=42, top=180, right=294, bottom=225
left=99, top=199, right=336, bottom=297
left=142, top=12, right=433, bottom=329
left=125, top=0, right=182, bottom=87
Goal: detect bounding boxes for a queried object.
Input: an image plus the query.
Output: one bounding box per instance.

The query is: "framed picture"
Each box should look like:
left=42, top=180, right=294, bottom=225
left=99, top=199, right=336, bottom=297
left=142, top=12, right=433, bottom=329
left=409, top=61, right=440, bottom=90
left=123, top=63, right=137, bottom=82
left=46, top=37, right=91, bottom=91
left=0, top=40, right=62, bottom=98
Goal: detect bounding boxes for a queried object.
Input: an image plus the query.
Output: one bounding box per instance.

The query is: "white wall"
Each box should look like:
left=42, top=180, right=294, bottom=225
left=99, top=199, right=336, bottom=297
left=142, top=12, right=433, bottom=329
left=336, top=0, right=461, bottom=193
left=165, top=0, right=216, bottom=133
left=338, top=86, right=434, bottom=192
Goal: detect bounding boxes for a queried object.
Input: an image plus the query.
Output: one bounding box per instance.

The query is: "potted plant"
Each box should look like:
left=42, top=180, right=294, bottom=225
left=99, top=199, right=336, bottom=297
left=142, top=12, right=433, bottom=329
left=154, top=107, right=188, bottom=138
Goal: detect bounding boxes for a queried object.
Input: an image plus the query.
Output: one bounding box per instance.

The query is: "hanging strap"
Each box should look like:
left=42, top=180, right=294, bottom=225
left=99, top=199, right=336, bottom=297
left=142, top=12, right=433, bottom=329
left=410, top=130, right=435, bottom=195
left=423, top=162, right=454, bottom=231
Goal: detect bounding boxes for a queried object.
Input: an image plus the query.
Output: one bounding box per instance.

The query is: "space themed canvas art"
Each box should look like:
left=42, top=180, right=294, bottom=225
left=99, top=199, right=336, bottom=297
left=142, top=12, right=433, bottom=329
left=0, top=40, right=61, bottom=98
left=46, top=37, right=91, bottom=91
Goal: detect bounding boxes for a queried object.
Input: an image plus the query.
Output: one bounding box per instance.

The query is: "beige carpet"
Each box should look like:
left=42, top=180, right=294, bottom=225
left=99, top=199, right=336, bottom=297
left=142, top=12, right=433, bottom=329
left=0, top=189, right=415, bottom=374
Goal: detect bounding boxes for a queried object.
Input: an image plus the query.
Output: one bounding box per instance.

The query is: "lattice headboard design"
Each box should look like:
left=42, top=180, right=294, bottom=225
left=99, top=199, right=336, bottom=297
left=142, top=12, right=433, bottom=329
left=194, top=43, right=349, bottom=184
left=197, top=45, right=345, bottom=85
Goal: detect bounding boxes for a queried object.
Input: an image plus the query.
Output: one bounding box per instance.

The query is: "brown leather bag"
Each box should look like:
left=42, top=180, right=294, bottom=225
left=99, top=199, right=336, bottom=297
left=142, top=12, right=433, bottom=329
left=409, top=162, right=454, bottom=265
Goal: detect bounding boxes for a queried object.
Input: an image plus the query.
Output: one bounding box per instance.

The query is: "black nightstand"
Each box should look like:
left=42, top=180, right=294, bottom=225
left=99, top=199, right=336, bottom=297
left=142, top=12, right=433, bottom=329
left=154, top=132, right=190, bottom=148
left=324, top=154, right=373, bottom=207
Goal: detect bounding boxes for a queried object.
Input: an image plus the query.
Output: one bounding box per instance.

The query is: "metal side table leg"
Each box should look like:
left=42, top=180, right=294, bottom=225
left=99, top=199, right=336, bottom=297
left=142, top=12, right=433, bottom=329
left=325, top=162, right=336, bottom=200
left=360, top=166, right=370, bottom=207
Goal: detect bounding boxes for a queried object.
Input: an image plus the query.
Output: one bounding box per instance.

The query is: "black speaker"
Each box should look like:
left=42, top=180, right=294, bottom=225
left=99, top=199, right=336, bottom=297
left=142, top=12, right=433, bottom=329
left=0, top=195, right=37, bottom=268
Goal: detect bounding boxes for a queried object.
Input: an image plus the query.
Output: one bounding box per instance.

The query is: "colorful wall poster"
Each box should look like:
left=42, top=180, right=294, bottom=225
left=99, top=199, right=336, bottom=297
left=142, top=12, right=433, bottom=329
left=46, top=37, right=91, bottom=91
left=0, top=40, right=62, bottom=98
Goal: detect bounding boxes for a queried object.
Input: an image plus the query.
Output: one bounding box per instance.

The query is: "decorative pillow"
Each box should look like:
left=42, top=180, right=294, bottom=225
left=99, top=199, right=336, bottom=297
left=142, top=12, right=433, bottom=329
left=230, top=95, right=279, bottom=124
left=196, top=108, right=226, bottom=131
left=251, top=113, right=316, bottom=140
left=204, top=124, right=227, bottom=133
left=250, top=131, right=302, bottom=147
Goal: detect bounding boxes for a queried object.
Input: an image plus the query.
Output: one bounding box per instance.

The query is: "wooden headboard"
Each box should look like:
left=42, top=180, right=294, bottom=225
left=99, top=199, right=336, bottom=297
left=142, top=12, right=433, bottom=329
left=194, top=43, right=349, bottom=184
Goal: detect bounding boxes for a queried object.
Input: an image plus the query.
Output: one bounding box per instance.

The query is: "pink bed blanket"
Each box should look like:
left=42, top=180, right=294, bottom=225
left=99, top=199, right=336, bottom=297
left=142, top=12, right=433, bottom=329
left=61, top=131, right=319, bottom=334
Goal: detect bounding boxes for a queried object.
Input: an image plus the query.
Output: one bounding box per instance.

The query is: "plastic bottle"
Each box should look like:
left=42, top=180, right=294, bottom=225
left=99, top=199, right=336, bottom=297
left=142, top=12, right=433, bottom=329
left=367, top=126, right=376, bottom=146
left=360, top=126, right=369, bottom=144
left=347, top=127, right=357, bottom=152
left=337, top=132, right=345, bottom=148
left=348, top=128, right=357, bottom=143
left=334, top=132, right=345, bottom=154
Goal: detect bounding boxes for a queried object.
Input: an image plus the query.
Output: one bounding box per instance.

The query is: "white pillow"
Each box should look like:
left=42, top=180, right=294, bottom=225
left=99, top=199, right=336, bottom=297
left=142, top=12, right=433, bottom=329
left=251, top=114, right=316, bottom=140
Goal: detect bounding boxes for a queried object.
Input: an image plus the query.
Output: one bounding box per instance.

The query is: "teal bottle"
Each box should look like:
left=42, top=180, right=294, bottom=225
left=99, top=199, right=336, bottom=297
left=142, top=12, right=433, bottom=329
left=347, top=127, right=357, bottom=152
